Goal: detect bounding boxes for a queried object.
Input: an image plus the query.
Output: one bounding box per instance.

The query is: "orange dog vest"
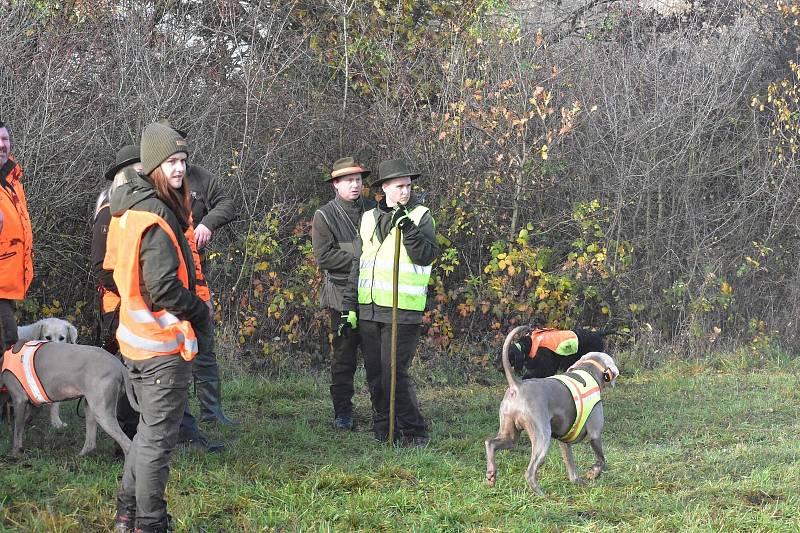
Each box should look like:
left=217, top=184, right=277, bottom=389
left=528, top=328, right=579, bottom=359
left=1, top=341, right=51, bottom=406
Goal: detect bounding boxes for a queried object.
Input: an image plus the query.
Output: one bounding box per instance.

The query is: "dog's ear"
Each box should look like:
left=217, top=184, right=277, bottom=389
left=32, top=321, right=45, bottom=341
left=67, top=324, right=78, bottom=344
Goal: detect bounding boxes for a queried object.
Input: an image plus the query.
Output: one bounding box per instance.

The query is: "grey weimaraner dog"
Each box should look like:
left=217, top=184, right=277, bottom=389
left=485, top=325, right=619, bottom=495
left=17, top=317, right=78, bottom=429
left=0, top=341, right=138, bottom=457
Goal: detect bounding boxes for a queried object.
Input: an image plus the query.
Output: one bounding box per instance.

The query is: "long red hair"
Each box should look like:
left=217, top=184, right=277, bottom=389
left=150, top=166, right=191, bottom=229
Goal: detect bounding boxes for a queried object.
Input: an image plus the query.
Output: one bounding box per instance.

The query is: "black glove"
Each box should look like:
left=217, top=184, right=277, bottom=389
left=389, top=205, right=413, bottom=230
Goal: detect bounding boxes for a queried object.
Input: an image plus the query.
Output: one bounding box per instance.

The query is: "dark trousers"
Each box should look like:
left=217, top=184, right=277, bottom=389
left=192, top=326, right=220, bottom=385
left=329, top=308, right=361, bottom=417
left=178, top=324, right=215, bottom=436
left=178, top=405, right=200, bottom=440
left=0, top=299, right=18, bottom=350
left=117, top=354, right=191, bottom=531
left=359, top=320, right=427, bottom=439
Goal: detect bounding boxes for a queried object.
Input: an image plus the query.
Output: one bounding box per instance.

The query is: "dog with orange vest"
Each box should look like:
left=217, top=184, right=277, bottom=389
left=493, top=326, right=617, bottom=379
left=1, top=340, right=137, bottom=457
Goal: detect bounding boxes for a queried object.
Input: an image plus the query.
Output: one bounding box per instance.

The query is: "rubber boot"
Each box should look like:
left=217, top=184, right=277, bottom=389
left=197, top=379, right=239, bottom=426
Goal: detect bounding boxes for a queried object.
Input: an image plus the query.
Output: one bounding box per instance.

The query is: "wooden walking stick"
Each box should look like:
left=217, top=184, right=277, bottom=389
left=388, top=225, right=402, bottom=446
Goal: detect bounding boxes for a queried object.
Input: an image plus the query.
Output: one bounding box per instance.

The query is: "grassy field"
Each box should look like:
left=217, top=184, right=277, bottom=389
left=2, top=352, right=800, bottom=532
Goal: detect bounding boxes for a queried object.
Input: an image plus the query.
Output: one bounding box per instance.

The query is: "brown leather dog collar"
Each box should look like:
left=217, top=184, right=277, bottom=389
left=581, top=358, right=606, bottom=374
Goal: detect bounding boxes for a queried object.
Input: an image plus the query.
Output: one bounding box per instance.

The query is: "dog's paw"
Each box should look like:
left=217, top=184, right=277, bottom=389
left=529, top=484, right=545, bottom=496
left=486, top=472, right=496, bottom=487
left=585, top=464, right=605, bottom=480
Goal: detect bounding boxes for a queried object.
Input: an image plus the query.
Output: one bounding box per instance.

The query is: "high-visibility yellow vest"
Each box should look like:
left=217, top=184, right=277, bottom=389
left=357, top=205, right=432, bottom=311
left=548, top=369, right=601, bottom=443
left=104, top=210, right=198, bottom=361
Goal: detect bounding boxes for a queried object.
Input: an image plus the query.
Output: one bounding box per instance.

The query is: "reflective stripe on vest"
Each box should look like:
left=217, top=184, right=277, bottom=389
left=108, top=210, right=198, bottom=361
left=528, top=329, right=579, bottom=358
left=1, top=341, right=51, bottom=406
left=548, top=369, right=601, bottom=443
left=357, top=205, right=432, bottom=311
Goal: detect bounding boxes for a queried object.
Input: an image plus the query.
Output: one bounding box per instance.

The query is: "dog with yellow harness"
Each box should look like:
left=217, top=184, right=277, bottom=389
left=485, top=325, right=619, bottom=495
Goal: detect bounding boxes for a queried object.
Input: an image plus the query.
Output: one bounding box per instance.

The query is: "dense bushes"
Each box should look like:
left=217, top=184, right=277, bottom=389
left=1, top=0, right=798, bottom=365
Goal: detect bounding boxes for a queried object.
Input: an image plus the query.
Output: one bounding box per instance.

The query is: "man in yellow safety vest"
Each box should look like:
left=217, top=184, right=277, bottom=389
left=342, top=158, right=439, bottom=447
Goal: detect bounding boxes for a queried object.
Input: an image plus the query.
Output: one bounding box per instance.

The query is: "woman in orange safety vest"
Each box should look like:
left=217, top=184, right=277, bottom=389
left=108, top=122, right=211, bottom=533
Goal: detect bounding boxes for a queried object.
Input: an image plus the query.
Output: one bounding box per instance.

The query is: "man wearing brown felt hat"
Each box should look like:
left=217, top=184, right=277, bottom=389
left=311, top=156, right=376, bottom=430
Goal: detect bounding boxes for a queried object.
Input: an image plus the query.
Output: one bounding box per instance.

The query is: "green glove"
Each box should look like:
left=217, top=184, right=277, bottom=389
left=337, top=311, right=357, bottom=337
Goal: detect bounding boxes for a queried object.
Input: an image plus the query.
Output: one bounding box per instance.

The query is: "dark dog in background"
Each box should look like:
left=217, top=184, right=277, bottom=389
left=494, top=328, right=616, bottom=379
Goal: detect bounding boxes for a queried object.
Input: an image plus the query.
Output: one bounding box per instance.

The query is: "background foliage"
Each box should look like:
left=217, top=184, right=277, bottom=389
left=2, top=0, right=799, bottom=366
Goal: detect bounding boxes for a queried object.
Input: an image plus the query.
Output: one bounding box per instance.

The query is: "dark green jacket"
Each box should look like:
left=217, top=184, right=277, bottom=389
left=110, top=170, right=211, bottom=339
left=187, top=164, right=236, bottom=231
left=343, top=196, right=439, bottom=324
left=311, top=195, right=376, bottom=311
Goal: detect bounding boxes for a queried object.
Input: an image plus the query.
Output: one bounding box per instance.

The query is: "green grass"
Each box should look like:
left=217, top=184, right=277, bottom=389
left=2, top=354, right=800, bottom=532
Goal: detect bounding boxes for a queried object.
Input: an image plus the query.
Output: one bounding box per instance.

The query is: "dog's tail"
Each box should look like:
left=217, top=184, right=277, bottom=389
left=502, top=326, right=530, bottom=391
left=122, top=370, right=140, bottom=412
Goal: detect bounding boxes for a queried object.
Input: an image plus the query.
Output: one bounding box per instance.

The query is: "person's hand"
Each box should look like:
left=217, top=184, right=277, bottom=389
left=0, top=211, right=4, bottom=233
left=337, top=311, right=357, bottom=337
left=194, top=223, right=212, bottom=248
left=389, top=205, right=412, bottom=229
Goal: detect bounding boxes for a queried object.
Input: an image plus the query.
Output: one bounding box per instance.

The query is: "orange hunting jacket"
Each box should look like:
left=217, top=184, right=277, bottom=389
left=0, top=156, right=33, bottom=299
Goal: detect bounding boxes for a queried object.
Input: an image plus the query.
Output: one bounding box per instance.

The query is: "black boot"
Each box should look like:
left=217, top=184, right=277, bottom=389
left=197, top=379, right=239, bottom=426
left=133, top=513, right=173, bottom=533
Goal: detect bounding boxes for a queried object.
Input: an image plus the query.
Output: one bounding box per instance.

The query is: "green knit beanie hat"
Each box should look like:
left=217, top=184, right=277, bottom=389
left=140, top=122, right=189, bottom=176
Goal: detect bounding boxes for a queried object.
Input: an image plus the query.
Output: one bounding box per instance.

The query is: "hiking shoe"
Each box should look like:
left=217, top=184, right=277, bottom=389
left=333, top=414, right=355, bottom=430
